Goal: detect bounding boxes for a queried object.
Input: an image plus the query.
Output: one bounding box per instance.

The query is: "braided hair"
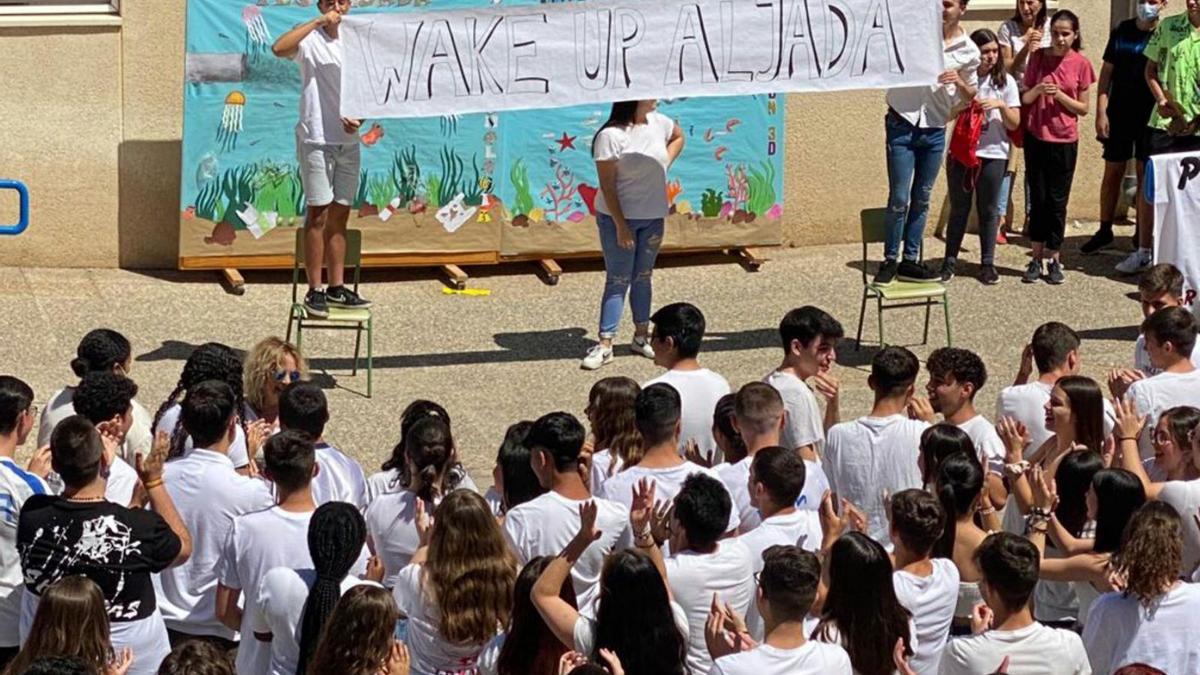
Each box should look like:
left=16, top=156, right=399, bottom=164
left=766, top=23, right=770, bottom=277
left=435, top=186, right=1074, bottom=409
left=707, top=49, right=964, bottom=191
left=70, top=329, right=131, bottom=378
left=296, top=502, right=368, bottom=675
left=152, top=343, right=247, bottom=459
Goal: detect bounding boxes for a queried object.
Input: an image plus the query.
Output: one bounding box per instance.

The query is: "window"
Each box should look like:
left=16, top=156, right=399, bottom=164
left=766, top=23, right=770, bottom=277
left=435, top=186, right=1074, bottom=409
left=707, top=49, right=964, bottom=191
left=0, top=0, right=119, bottom=16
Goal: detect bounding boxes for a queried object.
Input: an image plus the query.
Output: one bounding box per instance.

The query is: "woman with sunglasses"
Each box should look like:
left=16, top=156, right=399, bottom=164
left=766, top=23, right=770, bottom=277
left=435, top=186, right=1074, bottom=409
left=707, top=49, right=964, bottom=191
left=242, top=337, right=308, bottom=431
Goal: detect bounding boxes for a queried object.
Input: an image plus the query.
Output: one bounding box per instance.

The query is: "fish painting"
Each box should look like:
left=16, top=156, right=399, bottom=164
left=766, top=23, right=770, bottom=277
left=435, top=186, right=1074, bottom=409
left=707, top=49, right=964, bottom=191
left=360, top=123, right=384, bottom=146
left=714, top=146, right=729, bottom=161
left=195, top=153, right=219, bottom=191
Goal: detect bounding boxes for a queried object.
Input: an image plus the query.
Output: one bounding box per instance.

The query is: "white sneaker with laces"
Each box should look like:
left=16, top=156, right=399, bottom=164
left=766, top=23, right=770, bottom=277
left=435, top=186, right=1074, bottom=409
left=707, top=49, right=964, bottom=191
left=1115, top=248, right=1152, bottom=275
left=581, top=345, right=614, bottom=370
left=630, top=336, right=655, bottom=359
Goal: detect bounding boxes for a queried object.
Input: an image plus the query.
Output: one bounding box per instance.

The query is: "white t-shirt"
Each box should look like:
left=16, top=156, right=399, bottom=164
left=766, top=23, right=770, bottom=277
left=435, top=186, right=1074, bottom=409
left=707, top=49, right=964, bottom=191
left=644, top=369, right=731, bottom=459
left=894, top=560, right=960, bottom=675
left=1128, top=369, right=1200, bottom=459
left=713, top=641, right=853, bottom=675
left=365, top=467, right=480, bottom=506
left=155, top=403, right=250, bottom=469
left=975, top=74, right=1022, bottom=160
left=217, top=506, right=366, bottom=675
left=998, top=18, right=1053, bottom=84
left=592, top=111, right=677, bottom=220
left=886, top=31, right=981, bottom=128
left=764, top=370, right=825, bottom=456
left=312, top=442, right=367, bottom=509
left=1135, top=335, right=1200, bottom=375
left=736, top=509, right=822, bottom=640
left=666, top=541, right=757, bottom=675
left=1150, top=154, right=1200, bottom=320
left=939, top=622, right=1091, bottom=675
left=823, top=415, right=927, bottom=548
left=38, top=388, right=154, bottom=465
left=589, top=449, right=624, bottom=495
left=572, top=600, right=690, bottom=655
left=503, top=491, right=629, bottom=617
left=719, top=457, right=828, bottom=534
left=0, top=458, right=48, bottom=647
left=1083, top=583, right=1200, bottom=675
left=364, top=489, right=423, bottom=589
left=392, top=563, right=498, bottom=674
left=292, top=27, right=356, bottom=146
left=251, top=569, right=380, bottom=675
left=597, top=461, right=740, bottom=534
left=158, top=449, right=274, bottom=639
left=105, top=456, right=139, bottom=507
left=955, top=415, right=1006, bottom=476
left=1158, top=480, right=1200, bottom=576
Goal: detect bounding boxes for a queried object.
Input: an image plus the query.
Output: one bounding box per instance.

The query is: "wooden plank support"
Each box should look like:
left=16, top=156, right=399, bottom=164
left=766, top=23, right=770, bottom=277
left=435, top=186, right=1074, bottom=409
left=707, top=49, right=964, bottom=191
left=221, top=268, right=246, bottom=296
left=537, top=258, right=562, bottom=286
left=441, top=264, right=469, bottom=290
left=736, top=247, right=767, bottom=272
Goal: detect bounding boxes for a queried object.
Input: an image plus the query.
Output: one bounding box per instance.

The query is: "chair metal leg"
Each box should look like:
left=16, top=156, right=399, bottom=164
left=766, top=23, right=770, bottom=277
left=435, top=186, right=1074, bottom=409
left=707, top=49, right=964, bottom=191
left=922, top=299, right=932, bottom=345
left=943, top=296, right=953, bottom=346
left=352, top=324, right=362, bottom=376
left=877, top=298, right=886, bottom=348
left=286, top=313, right=294, bottom=343
left=366, top=316, right=373, bottom=398
left=295, top=322, right=303, bottom=351
left=856, top=290, right=868, bottom=350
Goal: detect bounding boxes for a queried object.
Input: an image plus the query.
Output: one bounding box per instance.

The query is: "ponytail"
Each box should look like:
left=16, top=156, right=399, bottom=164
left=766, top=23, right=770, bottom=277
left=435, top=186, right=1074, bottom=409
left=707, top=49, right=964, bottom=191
left=404, top=416, right=455, bottom=503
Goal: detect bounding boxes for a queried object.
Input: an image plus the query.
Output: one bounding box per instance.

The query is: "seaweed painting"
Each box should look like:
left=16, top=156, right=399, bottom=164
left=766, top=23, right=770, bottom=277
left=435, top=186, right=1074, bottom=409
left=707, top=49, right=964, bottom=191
left=746, top=161, right=777, bottom=217
left=510, top=159, right=536, bottom=225
left=220, top=165, right=257, bottom=227
left=390, top=146, right=421, bottom=208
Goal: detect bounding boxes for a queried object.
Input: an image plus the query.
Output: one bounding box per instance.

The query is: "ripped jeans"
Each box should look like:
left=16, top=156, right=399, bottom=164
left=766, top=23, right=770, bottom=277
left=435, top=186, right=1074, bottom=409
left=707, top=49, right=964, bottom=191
left=597, top=213, right=664, bottom=339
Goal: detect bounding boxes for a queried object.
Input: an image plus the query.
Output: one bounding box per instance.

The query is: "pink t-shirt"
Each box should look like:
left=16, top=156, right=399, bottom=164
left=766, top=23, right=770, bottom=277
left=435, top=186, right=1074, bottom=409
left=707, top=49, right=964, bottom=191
left=1022, top=49, right=1096, bottom=143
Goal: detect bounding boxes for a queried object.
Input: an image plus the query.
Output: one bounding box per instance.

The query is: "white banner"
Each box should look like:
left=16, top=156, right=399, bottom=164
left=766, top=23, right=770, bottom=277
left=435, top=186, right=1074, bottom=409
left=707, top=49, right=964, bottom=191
left=340, top=0, right=943, bottom=119
left=1151, top=151, right=1200, bottom=315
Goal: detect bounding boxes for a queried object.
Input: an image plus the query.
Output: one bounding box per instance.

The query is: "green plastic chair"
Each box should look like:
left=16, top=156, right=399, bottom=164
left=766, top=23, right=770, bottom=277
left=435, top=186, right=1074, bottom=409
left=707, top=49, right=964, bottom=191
left=286, top=228, right=374, bottom=397
left=855, top=208, right=952, bottom=349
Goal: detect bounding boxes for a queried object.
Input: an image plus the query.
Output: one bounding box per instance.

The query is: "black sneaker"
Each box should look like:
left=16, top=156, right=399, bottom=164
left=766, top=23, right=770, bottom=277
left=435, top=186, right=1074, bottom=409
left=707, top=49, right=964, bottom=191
left=938, top=260, right=956, bottom=282
left=1080, top=228, right=1114, bottom=255
left=326, top=285, right=373, bottom=309
left=1046, top=259, right=1066, bottom=285
left=304, top=289, right=330, bottom=318
left=979, top=265, right=1000, bottom=285
left=898, top=260, right=938, bottom=282
left=1022, top=259, right=1042, bottom=284
left=874, top=260, right=898, bottom=285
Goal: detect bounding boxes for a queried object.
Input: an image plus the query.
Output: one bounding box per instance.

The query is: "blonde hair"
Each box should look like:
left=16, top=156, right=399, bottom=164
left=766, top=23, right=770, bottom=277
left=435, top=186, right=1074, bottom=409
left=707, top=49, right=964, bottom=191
left=243, top=337, right=308, bottom=413
left=425, top=491, right=516, bottom=645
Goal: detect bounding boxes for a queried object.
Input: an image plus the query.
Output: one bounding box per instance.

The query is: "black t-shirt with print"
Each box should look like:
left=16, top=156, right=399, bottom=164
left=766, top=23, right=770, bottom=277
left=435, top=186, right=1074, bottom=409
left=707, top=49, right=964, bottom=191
left=1103, top=18, right=1157, bottom=129
left=17, top=496, right=181, bottom=622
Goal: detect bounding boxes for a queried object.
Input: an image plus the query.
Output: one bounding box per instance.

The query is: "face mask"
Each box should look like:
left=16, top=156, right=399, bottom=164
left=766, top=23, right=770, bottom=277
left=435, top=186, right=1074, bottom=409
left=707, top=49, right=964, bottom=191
left=1138, top=3, right=1161, bottom=21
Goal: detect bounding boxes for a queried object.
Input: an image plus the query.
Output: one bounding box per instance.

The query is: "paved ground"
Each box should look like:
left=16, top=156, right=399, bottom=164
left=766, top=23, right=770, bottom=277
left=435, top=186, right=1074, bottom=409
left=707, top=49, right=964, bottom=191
left=1, top=220, right=1147, bottom=484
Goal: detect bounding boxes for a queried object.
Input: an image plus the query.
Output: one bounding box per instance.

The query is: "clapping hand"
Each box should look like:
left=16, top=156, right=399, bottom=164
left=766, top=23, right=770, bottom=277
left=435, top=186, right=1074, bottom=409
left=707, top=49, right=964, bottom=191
left=136, top=431, right=170, bottom=486
left=996, top=417, right=1029, bottom=464
left=558, top=652, right=589, bottom=675
left=684, top=440, right=716, bottom=469
left=1107, top=368, right=1144, bottom=400
left=971, top=602, right=995, bottom=635
left=1112, top=397, right=1147, bottom=443
left=819, top=491, right=865, bottom=547
left=365, top=555, right=385, bottom=583
left=415, top=497, right=433, bottom=546
left=380, top=640, right=410, bottom=675
left=704, top=593, right=755, bottom=661
left=1029, top=465, right=1057, bottom=511
left=26, top=445, right=52, bottom=479
left=106, top=648, right=134, bottom=675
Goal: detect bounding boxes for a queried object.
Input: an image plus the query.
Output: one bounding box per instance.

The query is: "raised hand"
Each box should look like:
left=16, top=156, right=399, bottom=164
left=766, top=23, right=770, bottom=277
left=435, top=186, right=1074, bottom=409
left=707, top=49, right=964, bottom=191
left=96, top=419, right=123, bottom=463
left=684, top=440, right=715, bottom=468
left=1112, top=397, right=1147, bottom=442
left=598, top=648, right=626, bottom=675
left=650, top=499, right=674, bottom=546
left=557, top=652, right=589, bottom=675
left=1107, top=368, right=1144, bottom=400
left=365, top=555, right=385, bottom=583
left=819, top=491, right=850, bottom=544
left=630, top=478, right=657, bottom=535
left=26, top=445, right=52, bottom=479
left=246, top=419, right=271, bottom=459
left=573, top=501, right=602, bottom=546
left=381, top=640, right=409, bottom=675
left=106, top=647, right=134, bottom=675
left=907, top=397, right=935, bottom=423
left=136, top=431, right=170, bottom=486
left=996, top=416, right=1029, bottom=464
left=1029, top=465, right=1057, bottom=511
left=812, top=372, right=840, bottom=403
left=970, top=601, right=994, bottom=635
left=415, top=497, right=433, bottom=546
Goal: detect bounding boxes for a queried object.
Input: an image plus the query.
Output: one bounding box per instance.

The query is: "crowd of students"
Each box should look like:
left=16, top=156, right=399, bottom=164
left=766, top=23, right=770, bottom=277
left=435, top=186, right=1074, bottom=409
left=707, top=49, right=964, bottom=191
left=0, top=257, right=1198, bottom=674
left=880, top=0, right=1200, bottom=288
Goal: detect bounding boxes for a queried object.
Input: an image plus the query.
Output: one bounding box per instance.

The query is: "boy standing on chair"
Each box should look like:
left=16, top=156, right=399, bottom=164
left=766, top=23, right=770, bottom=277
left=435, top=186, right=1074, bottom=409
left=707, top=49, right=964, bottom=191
left=273, top=0, right=371, bottom=317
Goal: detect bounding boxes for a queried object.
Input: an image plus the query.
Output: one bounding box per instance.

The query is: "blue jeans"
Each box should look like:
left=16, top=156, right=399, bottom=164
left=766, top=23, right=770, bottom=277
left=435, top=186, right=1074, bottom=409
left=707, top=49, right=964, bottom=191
left=597, top=213, right=663, bottom=339
left=884, top=112, right=946, bottom=262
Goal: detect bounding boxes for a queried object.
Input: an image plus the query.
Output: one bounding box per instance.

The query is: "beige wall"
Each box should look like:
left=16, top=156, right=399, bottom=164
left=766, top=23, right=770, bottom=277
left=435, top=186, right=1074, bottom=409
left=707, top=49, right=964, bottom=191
left=0, top=0, right=1116, bottom=268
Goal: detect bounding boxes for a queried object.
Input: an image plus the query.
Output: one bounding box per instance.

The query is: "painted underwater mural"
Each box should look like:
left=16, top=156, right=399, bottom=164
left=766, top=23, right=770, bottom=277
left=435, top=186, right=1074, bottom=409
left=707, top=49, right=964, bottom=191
left=180, top=0, right=784, bottom=264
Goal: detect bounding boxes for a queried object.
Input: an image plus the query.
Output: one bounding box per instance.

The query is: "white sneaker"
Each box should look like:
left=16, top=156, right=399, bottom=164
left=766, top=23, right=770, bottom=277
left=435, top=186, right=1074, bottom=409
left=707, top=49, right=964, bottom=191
left=581, top=345, right=614, bottom=370
left=630, top=336, right=655, bottom=359
left=1115, top=248, right=1152, bottom=275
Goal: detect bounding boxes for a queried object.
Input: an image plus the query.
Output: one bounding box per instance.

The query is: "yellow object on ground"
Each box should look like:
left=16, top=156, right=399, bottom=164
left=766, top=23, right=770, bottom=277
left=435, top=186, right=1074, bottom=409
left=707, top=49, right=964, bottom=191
left=442, top=288, right=492, bottom=297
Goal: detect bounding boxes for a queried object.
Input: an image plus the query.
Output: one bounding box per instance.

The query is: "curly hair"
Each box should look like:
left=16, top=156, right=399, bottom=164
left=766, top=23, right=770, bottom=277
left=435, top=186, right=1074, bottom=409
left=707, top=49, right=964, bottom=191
left=243, top=337, right=307, bottom=417
left=157, top=640, right=235, bottom=675
left=425, top=490, right=516, bottom=645
left=3, top=576, right=111, bottom=675
left=307, top=586, right=398, bottom=675
left=1111, top=502, right=1183, bottom=608
left=72, top=372, right=138, bottom=426
left=152, top=343, right=246, bottom=459
left=587, top=377, right=642, bottom=475
left=70, top=329, right=131, bottom=378
left=927, top=347, right=988, bottom=397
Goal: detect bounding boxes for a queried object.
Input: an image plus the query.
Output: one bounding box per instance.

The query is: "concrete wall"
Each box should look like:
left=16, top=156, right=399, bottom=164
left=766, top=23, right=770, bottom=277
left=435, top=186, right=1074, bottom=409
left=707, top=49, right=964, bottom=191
left=0, top=0, right=1117, bottom=269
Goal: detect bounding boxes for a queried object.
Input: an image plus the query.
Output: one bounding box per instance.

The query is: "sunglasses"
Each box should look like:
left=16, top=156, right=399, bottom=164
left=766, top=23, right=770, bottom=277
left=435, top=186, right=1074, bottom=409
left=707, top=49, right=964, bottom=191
left=274, top=370, right=302, bottom=383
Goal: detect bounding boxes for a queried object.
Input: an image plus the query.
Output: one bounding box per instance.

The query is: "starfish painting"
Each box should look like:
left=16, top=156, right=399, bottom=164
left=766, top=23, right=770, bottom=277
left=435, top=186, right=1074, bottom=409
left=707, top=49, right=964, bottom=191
left=556, top=132, right=577, bottom=152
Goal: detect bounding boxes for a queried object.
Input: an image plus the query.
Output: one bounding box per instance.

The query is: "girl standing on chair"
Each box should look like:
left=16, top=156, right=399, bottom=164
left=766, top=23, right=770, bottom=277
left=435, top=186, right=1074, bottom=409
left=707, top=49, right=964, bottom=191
left=581, top=100, right=685, bottom=371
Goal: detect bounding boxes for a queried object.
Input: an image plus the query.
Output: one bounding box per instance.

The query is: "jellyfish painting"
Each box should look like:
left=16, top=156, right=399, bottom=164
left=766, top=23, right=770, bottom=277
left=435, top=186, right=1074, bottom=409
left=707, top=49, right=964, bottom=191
left=242, top=5, right=271, bottom=62
left=218, top=91, right=245, bottom=152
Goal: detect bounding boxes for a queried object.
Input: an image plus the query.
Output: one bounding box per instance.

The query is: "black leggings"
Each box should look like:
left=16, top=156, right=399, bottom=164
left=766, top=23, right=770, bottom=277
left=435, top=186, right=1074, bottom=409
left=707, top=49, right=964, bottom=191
left=944, top=156, right=1006, bottom=266
left=1024, top=135, right=1079, bottom=252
